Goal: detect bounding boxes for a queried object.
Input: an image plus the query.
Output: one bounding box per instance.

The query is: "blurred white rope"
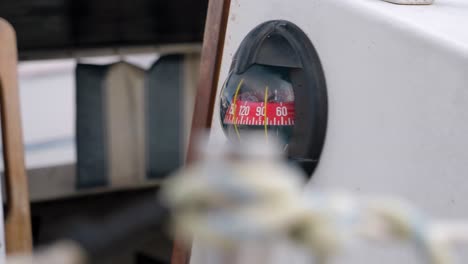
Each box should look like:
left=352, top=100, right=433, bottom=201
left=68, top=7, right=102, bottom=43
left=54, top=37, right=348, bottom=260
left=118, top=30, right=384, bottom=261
left=161, top=133, right=468, bottom=264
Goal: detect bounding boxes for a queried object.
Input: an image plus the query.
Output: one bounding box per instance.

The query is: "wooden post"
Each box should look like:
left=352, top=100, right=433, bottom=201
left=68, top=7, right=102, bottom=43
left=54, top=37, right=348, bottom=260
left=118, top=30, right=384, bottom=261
left=0, top=18, right=33, bottom=254
left=171, top=0, right=231, bottom=263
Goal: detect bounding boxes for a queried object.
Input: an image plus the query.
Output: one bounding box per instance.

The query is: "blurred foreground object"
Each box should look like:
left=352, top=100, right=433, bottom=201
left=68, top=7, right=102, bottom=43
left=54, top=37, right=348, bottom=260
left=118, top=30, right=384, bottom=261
left=7, top=241, right=86, bottom=264
left=161, top=133, right=468, bottom=264
left=7, top=193, right=169, bottom=264
left=161, top=134, right=306, bottom=245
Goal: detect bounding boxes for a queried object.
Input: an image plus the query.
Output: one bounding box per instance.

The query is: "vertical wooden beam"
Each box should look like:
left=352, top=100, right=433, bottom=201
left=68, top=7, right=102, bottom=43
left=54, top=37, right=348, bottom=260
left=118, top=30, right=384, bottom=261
left=0, top=18, right=33, bottom=254
left=171, top=0, right=231, bottom=263
left=187, top=0, right=231, bottom=159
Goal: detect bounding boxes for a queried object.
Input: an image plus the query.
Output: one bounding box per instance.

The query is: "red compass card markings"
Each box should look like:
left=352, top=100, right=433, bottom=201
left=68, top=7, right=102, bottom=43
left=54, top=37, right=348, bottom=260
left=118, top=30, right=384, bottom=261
left=224, top=101, right=295, bottom=125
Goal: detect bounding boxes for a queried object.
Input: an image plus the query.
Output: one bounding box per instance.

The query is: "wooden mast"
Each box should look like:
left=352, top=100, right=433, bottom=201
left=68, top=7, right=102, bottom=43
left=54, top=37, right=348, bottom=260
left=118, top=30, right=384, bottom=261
left=0, top=18, right=33, bottom=254
left=171, top=0, right=231, bottom=263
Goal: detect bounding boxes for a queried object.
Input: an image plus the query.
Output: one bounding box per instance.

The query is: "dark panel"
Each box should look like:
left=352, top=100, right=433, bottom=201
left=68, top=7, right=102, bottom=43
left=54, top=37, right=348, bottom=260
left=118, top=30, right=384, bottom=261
left=0, top=0, right=73, bottom=50
left=31, top=189, right=172, bottom=264
left=76, top=64, right=109, bottom=188
left=146, top=55, right=184, bottom=179
left=152, top=0, right=208, bottom=43
left=0, top=0, right=208, bottom=58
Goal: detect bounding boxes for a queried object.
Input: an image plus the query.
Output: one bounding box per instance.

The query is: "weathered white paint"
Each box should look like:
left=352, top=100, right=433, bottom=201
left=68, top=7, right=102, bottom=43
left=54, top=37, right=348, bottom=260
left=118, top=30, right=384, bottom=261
left=382, top=0, right=434, bottom=4
left=194, top=0, right=468, bottom=263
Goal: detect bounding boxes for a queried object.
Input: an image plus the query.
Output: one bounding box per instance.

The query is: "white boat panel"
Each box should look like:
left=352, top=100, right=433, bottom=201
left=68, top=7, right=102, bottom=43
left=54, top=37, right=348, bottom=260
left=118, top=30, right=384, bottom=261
left=195, top=0, right=468, bottom=263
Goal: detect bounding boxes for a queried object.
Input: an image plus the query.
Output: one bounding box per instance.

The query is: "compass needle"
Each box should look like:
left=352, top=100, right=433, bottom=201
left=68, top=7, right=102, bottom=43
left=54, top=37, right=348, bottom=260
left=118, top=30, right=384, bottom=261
left=232, top=79, right=244, bottom=141
left=264, top=86, right=269, bottom=143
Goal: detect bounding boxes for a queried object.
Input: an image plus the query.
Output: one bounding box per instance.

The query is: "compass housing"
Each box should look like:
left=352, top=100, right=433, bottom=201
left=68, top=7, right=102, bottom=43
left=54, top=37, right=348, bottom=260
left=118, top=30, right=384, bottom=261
left=219, top=20, right=328, bottom=176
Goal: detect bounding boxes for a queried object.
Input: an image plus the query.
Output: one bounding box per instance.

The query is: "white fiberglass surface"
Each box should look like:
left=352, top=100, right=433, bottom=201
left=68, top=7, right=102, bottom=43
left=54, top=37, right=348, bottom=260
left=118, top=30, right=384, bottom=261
left=199, top=0, right=468, bottom=263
